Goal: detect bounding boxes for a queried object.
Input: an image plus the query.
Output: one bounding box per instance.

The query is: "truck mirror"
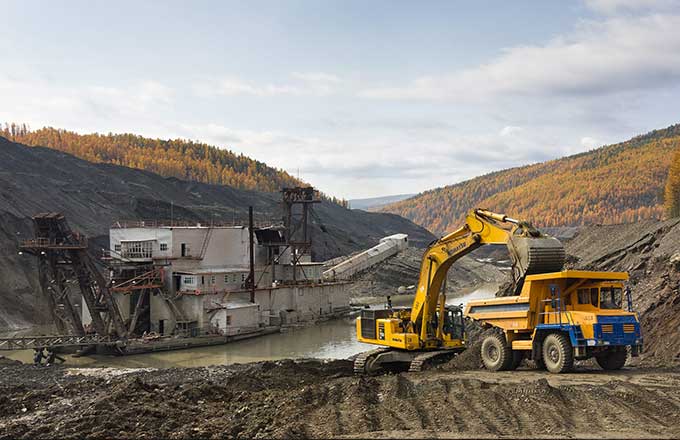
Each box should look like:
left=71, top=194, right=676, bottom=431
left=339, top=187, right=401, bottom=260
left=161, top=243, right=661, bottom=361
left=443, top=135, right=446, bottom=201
left=626, top=287, right=633, bottom=312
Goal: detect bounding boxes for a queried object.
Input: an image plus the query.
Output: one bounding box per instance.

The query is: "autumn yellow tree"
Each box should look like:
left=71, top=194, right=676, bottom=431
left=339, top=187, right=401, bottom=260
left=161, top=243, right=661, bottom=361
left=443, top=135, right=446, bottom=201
left=664, top=145, right=680, bottom=218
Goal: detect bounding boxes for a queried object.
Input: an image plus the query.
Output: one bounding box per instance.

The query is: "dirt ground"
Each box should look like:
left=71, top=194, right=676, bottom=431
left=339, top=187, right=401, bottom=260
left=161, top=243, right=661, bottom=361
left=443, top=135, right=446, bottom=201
left=1, top=360, right=679, bottom=439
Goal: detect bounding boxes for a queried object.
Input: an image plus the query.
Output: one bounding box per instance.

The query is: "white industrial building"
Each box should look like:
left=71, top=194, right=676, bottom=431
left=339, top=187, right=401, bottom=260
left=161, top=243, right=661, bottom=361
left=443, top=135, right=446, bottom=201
left=84, top=221, right=350, bottom=337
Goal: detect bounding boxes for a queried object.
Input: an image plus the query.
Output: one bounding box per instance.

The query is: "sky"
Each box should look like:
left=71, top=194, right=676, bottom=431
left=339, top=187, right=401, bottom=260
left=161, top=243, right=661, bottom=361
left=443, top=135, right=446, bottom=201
left=1, top=0, right=680, bottom=199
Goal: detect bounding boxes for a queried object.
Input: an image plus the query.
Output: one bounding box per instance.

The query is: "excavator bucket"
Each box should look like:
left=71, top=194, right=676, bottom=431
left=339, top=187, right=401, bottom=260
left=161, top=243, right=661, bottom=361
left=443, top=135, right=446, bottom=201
left=509, top=235, right=565, bottom=277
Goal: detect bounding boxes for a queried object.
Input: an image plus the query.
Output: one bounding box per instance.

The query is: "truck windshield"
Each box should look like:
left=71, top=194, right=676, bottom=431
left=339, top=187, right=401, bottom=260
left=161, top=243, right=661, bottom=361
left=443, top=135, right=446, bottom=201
left=599, top=287, right=622, bottom=309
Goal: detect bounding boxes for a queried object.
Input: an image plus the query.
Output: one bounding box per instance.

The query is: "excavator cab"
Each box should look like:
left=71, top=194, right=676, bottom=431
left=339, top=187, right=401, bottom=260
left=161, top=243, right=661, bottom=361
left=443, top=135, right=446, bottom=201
left=440, top=306, right=465, bottom=341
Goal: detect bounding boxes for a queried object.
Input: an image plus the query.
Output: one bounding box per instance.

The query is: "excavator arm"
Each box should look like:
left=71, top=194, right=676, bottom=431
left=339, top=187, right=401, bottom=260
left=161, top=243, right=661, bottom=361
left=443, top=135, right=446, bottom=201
left=409, top=209, right=564, bottom=346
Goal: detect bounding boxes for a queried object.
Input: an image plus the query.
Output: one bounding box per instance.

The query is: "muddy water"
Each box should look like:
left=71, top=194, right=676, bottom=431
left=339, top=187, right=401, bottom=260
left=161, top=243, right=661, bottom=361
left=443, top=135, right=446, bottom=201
left=1, top=285, right=497, bottom=368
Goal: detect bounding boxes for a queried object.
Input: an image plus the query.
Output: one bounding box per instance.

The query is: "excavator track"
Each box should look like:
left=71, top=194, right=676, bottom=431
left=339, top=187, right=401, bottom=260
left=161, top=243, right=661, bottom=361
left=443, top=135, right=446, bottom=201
left=353, top=347, right=391, bottom=375
left=408, top=350, right=459, bottom=372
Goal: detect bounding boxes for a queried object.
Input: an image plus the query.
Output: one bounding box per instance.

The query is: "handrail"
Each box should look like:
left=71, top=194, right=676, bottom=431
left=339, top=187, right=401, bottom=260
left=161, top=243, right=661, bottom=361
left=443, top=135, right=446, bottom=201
left=111, top=219, right=283, bottom=229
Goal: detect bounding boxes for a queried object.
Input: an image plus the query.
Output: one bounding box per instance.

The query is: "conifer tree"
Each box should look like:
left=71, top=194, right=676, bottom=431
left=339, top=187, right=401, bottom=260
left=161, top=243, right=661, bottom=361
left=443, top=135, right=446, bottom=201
left=664, top=145, right=680, bottom=218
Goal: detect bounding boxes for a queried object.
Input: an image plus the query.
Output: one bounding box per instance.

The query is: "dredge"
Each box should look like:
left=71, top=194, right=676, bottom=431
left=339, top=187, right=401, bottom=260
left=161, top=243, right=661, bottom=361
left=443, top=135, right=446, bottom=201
left=354, top=209, right=642, bottom=373
left=2, top=187, right=355, bottom=355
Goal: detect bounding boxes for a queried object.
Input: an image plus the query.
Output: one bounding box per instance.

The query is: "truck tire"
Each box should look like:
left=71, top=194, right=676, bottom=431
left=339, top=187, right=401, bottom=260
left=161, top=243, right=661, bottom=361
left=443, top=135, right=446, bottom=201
left=481, top=333, right=512, bottom=371
left=542, top=333, right=573, bottom=373
left=595, top=349, right=628, bottom=370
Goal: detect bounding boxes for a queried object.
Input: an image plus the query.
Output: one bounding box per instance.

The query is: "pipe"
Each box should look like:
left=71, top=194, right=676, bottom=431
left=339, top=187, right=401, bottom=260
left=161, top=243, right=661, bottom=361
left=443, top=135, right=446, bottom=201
left=475, top=209, right=518, bottom=224
left=248, top=206, right=255, bottom=303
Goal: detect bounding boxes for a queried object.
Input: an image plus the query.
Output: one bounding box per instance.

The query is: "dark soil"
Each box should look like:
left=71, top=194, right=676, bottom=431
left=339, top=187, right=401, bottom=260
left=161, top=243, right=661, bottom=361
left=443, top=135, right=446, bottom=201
left=1, top=361, right=679, bottom=439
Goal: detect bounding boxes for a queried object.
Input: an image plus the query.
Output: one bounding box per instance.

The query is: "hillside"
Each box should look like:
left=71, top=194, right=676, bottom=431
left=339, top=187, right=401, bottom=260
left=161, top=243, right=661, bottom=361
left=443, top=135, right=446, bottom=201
left=348, top=193, right=415, bottom=210
left=0, top=136, right=434, bottom=330
left=381, top=124, right=680, bottom=234
left=0, top=124, right=303, bottom=193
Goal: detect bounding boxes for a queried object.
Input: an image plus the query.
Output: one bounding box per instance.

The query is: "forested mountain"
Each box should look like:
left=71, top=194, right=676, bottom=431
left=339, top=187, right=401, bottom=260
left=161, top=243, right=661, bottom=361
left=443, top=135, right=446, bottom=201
left=381, top=124, right=680, bottom=234
left=0, top=124, right=303, bottom=193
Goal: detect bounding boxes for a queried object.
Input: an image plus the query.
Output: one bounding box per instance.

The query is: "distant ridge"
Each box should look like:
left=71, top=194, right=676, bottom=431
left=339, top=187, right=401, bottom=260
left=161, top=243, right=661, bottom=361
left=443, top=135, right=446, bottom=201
left=349, top=193, right=415, bottom=210
left=380, top=124, right=680, bottom=234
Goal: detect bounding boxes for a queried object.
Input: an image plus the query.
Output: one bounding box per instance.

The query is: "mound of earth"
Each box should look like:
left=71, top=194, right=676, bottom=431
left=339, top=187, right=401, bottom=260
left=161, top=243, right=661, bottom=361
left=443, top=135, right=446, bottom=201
left=1, top=361, right=679, bottom=439
left=348, top=247, right=508, bottom=301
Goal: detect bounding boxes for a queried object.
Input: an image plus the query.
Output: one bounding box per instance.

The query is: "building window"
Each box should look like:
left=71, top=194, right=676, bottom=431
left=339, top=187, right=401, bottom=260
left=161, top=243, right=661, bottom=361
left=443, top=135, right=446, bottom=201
left=121, top=241, right=153, bottom=258
left=114, top=244, right=121, bottom=253
left=183, top=276, right=196, bottom=285
left=201, top=276, right=205, bottom=285
left=224, top=274, right=229, bottom=283
left=210, top=275, right=216, bottom=285
left=241, top=273, right=246, bottom=282
left=160, top=243, right=168, bottom=251
left=226, top=315, right=232, bottom=326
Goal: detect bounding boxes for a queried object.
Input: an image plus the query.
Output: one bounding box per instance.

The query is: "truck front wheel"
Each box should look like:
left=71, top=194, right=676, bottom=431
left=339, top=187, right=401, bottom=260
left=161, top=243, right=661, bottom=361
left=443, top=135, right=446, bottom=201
left=595, top=349, right=628, bottom=370
left=542, top=333, right=574, bottom=373
left=481, top=333, right=513, bottom=371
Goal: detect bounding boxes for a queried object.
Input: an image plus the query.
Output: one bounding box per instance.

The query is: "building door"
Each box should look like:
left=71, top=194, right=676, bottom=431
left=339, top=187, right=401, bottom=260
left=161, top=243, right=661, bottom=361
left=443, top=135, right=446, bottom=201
left=159, top=319, right=165, bottom=335
left=181, top=243, right=187, bottom=257
left=174, top=275, right=181, bottom=292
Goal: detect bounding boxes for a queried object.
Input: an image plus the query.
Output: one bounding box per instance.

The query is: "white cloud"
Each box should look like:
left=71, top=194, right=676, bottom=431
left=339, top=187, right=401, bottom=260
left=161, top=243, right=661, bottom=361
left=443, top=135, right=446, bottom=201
left=291, top=72, right=341, bottom=83
left=194, top=72, right=343, bottom=98
left=195, top=77, right=302, bottom=97
left=360, top=13, right=680, bottom=101
left=580, top=136, right=600, bottom=148
left=584, top=0, right=679, bottom=14
left=176, top=122, right=575, bottom=198
left=0, top=74, right=174, bottom=133
left=500, top=126, right=522, bottom=136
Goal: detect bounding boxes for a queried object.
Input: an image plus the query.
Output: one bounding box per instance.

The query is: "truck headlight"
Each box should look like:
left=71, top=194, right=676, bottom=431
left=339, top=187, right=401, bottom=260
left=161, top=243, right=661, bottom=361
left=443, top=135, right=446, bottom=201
left=587, top=339, right=596, bottom=346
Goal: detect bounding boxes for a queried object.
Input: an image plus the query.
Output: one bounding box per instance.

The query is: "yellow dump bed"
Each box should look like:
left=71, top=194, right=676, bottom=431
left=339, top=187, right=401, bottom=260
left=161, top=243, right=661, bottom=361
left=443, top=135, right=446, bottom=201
left=464, top=270, right=628, bottom=331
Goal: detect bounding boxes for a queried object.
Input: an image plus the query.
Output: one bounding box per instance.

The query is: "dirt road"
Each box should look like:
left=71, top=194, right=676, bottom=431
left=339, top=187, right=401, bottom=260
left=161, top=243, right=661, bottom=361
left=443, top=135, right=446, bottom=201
left=1, top=360, right=679, bottom=439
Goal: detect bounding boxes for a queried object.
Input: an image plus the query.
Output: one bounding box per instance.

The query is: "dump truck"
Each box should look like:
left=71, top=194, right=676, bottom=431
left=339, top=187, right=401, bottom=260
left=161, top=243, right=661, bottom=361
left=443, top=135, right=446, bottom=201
left=465, top=270, right=643, bottom=373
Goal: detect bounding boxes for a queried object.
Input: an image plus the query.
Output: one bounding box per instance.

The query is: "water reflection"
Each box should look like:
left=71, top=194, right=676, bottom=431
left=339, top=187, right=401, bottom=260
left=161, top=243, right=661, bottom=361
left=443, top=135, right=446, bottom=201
left=1, top=284, right=497, bottom=368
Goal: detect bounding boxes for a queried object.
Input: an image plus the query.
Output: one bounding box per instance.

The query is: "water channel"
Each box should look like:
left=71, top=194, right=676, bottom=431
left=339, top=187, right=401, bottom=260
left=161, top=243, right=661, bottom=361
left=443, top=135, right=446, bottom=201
left=1, top=285, right=497, bottom=368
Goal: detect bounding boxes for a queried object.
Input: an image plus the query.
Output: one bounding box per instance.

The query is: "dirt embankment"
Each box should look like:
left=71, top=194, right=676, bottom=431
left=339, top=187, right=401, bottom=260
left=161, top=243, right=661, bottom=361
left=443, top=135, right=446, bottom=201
left=565, top=219, right=680, bottom=366
left=1, top=361, right=679, bottom=439
left=348, top=247, right=508, bottom=301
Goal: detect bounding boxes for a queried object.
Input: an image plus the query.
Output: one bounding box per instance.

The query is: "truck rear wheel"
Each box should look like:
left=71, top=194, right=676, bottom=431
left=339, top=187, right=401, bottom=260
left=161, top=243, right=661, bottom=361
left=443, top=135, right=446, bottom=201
left=481, top=333, right=512, bottom=371
left=595, top=349, right=628, bottom=370
left=542, top=333, right=573, bottom=373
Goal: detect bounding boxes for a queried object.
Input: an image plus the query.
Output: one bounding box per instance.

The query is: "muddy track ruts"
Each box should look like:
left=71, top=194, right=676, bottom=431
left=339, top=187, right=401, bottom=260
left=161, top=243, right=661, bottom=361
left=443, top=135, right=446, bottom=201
left=2, top=362, right=680, bottom=439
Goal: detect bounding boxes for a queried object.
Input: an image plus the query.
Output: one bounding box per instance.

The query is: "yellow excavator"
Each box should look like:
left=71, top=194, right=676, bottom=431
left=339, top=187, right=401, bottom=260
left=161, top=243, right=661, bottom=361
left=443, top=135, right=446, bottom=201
left=354, top=209, right=565, bottom=374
